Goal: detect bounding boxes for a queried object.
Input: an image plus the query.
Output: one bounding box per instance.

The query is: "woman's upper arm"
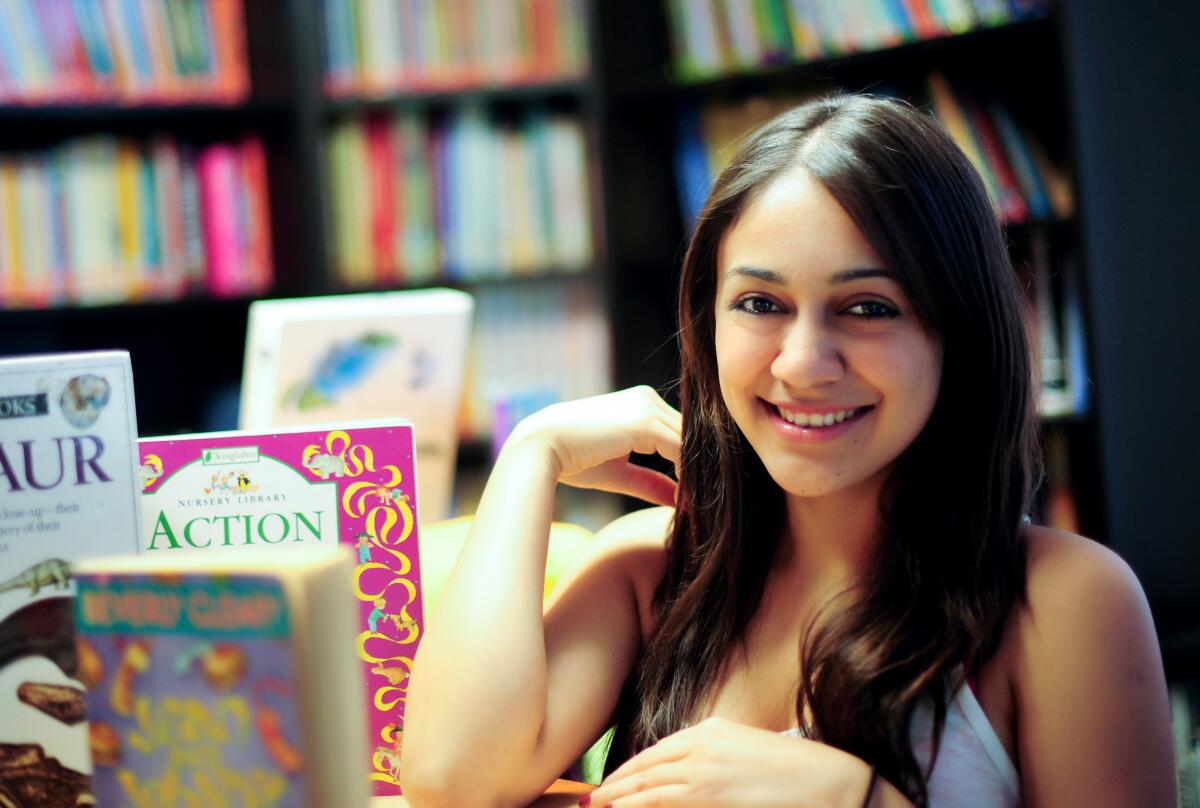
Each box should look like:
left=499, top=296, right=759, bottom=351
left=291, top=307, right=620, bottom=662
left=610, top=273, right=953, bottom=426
left=1013, top=528, right=1177, bottom=808
left=523, top=507, right=672, bottom=791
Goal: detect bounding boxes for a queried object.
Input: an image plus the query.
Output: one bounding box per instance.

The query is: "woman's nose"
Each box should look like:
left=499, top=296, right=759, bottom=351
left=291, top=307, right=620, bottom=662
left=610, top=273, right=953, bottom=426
left=770, top=317, right=845, bottom=389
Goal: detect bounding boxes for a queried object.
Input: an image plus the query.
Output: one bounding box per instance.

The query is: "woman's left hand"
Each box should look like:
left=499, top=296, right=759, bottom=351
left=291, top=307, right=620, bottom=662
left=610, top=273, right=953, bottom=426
left=584, top=717, right=872, bottom=808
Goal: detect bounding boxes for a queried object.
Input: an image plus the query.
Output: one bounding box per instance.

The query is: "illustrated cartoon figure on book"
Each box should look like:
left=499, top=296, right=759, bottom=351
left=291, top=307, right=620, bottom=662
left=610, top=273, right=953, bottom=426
left=282, top=331, right=398, bottom=411
left=59, top=374, right=111, bottom=429
left=356, top=531, right=374, bottom=565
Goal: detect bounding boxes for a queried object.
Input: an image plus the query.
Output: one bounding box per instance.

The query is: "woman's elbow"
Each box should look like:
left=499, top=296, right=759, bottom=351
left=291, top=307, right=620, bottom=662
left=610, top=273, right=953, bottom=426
left=399, top=757, right=488, bottom=808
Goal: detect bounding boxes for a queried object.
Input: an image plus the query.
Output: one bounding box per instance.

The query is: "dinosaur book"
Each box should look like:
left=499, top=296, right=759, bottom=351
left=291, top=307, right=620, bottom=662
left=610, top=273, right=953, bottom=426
left=0, top=350, right=142, bottom=808
left=138, top=421, right=423, bottom=796
left=72, top=549, right=368, bottom=808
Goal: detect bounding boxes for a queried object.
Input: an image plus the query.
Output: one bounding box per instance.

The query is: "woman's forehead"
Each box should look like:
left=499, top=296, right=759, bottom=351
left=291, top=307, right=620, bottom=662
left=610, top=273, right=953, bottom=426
left=716, top=172, right=886, bottom=289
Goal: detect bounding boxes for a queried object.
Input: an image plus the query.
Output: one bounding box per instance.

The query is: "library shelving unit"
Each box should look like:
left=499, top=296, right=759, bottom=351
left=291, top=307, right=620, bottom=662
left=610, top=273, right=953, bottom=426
left=587, top=0, right=1200, bottom=682
left=2, top=0, right=1197, bottom=682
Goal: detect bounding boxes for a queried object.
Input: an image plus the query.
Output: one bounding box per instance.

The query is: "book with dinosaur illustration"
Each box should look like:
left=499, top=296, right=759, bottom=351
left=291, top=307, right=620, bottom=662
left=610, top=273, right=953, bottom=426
left=138, top=420, right=423, bottom=796
left=0, top=350, right=142, bottom=808
left=239, top=288, right=474, bottom=522
left=72, top=548, right=368, bottom=808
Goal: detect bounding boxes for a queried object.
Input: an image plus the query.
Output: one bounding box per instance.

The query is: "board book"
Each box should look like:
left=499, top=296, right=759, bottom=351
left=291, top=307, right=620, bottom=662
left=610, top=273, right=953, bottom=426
left=0, top=350, right=142, bottom=808
left=239, top=288, right=473, bottom=522
left=138, top=420, right=423, bottom=796
left=73, top=548, right=367, bottom=808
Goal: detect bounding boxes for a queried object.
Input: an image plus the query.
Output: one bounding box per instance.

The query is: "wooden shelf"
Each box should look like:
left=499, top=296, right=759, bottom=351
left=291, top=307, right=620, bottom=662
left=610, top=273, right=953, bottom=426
left=322, top=77, right=589, bottom=119
left=622, top=18, right=1054, bottom=104
left=0, top=101, right=287, bottom=125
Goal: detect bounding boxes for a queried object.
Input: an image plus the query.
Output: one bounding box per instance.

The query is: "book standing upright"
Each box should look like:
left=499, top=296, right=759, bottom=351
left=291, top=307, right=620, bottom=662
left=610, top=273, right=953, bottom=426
left=0, top=351, right=142, bottom=807
left=139, top=420, right=423, bottom=796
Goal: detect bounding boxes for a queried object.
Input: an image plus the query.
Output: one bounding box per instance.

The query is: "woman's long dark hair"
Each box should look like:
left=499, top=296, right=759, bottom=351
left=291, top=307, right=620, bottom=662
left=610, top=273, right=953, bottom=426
left=606, top=95, right=1040, bottom=804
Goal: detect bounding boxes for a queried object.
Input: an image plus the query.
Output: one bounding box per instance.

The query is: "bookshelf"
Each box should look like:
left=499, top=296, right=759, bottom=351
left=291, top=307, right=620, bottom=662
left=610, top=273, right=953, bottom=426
left=0, top=1, right=1196, bottom=667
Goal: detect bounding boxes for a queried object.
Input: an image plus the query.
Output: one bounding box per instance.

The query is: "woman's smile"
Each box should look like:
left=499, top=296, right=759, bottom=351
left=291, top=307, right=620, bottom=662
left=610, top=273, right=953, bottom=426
left=762, top=400, right=876, bottom=442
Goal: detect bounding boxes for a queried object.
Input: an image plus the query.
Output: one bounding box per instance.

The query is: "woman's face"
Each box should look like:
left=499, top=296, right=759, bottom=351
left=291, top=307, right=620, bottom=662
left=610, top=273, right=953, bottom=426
left=714, top=169, right=942, bottom=498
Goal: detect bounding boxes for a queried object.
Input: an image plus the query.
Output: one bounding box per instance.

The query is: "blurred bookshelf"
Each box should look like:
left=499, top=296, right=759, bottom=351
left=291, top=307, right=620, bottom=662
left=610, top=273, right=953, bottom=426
left=1, top=0, right=1197, bottom=686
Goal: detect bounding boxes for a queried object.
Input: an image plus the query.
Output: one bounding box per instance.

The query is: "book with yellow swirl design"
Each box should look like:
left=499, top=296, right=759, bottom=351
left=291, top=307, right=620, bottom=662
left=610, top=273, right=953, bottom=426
left=137, top=421, right=423, bottom=796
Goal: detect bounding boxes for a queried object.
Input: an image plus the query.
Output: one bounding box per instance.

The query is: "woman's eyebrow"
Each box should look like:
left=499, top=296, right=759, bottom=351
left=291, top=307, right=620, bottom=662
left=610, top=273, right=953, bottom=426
left=724, top=266, right=898, bottom=285
left=724, top=265, right=785, bottom=284
left=828, top=267, right=897, bottom=284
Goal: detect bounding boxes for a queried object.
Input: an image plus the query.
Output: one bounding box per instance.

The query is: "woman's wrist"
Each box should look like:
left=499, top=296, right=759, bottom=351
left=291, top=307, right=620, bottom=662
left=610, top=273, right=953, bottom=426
left=500, top=420, right=564, bottom=480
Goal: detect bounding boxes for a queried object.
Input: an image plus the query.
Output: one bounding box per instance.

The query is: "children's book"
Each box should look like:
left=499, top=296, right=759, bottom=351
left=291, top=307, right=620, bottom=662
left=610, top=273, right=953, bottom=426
left=239, top=288, right=473, bottom=522
left=0, top=350, right=142, bottom=808
left=73, top=548, right=369, bottom=808
left=138, top=421, right=422, bottom=796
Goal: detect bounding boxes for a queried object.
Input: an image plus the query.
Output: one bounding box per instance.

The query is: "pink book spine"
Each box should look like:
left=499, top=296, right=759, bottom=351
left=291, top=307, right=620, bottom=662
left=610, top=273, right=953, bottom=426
left=197, top=143, right=243, bottom=297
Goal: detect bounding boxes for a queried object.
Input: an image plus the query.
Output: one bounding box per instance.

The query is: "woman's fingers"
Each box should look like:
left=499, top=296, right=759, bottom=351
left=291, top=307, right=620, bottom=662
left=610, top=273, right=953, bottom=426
left=590, top=759, right=693, bottom=807
left=612, top=462, right=678, bottom=507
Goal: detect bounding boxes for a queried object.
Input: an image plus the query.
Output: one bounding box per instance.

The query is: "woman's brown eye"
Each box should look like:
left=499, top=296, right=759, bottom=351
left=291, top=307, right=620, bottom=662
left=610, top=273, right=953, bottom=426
left=736, top=296, right=780, bottom=315
left=846, top=301, right=899, bottom=318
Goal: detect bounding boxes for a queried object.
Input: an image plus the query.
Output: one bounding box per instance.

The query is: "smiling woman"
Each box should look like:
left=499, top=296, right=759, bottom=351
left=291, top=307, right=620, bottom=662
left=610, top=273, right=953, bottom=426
left=400, top=96, right=1176, bottom=808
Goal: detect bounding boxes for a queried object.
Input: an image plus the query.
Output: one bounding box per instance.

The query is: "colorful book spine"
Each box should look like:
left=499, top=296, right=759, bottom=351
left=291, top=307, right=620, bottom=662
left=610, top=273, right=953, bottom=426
left=670, top=84, right=1068, bottom=230
left=0, top=0, right=248, bottom=104
left=326, top=108, right=592, bottom=287
left=138, top=421, right=423, bottom=796
left=0, top=133, right=272, bottom=310
left=667, top=0, right=1046, bottom=77
left=320, top=0, right=589, bottom=96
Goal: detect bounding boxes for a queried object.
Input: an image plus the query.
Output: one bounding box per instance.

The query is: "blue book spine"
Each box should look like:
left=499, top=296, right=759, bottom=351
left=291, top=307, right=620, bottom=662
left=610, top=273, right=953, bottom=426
left=191, top=0, right=214, bottom=77
left=0, top=5, right=26, bottom=86
left=72, top=0, right=114, bottom=79
left=45, top=153, right=69, bottom=301
left=321, top=0, right=350, bottom=82
left=120, top=0, right=154, bottom=83
left=882, top=0, right=916, bottom=38
left=140, top=150, right=160, bottom=273
left=988, top=101, right=1050, bottom=220
left=674, top=108, right=713, bottom=231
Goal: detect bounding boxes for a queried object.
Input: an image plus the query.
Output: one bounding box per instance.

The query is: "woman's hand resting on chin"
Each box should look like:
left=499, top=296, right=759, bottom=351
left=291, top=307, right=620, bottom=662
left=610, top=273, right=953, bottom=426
left=507, top=385, right=683, bottom=507
left=584, top=717, right=877, bottom=808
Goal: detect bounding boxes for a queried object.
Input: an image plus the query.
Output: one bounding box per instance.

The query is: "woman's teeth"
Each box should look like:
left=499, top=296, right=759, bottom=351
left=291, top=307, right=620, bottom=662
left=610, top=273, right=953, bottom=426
left=775, top=405, right=865, bottom=428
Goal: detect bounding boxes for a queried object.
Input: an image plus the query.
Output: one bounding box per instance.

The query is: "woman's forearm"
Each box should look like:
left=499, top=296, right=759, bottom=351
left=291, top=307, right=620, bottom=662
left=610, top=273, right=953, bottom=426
left=402, top=433, right=561, bottom=802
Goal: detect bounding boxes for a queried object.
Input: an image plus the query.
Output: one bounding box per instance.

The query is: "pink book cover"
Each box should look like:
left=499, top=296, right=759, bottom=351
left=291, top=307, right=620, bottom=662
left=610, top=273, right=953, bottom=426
left=196, top=143, right=243, bottom=298
left=137, top=421, right=423, bottom=796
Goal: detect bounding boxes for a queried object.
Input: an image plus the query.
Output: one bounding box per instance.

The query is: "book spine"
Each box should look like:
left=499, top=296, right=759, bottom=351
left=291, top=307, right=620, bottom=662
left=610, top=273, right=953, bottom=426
left=240, top=137, right=272, bottom=292
left=366, top=116, right=397, bottom=282
left=197, top=143, right=242, bottom=296
left=209, top=0, right=249, bottom=101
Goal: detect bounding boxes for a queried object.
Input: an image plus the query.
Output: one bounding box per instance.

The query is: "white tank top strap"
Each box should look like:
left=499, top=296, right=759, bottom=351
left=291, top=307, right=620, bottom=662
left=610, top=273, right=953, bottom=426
left=950, top=674, right=1022, bottom=803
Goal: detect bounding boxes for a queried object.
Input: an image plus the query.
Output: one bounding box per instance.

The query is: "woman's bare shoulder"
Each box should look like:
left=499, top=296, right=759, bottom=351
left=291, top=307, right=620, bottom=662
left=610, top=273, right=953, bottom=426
left=1020, top=524, right=1145, bottom=619
left=1004, top=525, right=1175, bottom=805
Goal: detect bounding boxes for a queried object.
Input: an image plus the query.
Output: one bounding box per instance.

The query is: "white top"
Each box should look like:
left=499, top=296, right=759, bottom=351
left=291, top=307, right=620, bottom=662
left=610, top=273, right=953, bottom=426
left=784, top=674, right=1022, bottom=807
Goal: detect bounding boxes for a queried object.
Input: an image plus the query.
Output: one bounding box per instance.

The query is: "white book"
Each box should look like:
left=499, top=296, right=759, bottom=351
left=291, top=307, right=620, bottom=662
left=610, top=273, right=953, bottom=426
left=239, top=288, right=474, bottom=521
left=0, top=350, right=142, bottom=806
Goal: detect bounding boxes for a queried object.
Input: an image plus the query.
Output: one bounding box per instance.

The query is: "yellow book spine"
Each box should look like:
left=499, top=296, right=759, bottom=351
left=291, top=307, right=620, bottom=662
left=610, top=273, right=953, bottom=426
left=1, top=160, right=23, bottom=305
left=115, top=141, right=144, bottom=300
